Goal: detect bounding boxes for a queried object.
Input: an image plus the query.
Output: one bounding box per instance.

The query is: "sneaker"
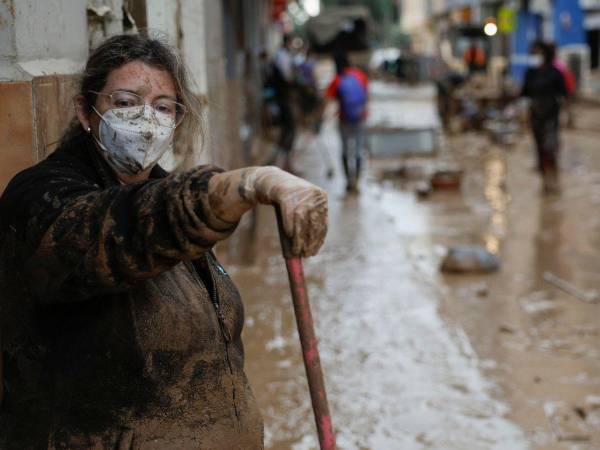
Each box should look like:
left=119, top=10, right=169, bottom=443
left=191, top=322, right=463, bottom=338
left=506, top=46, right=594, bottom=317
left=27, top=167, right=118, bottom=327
left=346, top=179, right=360, bottom=194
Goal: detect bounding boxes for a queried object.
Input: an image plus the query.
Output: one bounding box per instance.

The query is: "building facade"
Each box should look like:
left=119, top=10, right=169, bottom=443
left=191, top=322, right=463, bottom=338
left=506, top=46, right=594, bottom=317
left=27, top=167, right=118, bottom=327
left=401, top=0, right=596, bottom=89
left=0, top=0, right=283, bottom=193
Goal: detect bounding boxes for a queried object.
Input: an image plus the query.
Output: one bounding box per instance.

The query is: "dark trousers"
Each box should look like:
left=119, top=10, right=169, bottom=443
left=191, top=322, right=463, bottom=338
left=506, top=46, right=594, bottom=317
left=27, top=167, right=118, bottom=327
left=277, top=100, right=295, bottom=153
left=531, top=112, right=560, bottom=174
left=339, top=121, right=365, bottom=182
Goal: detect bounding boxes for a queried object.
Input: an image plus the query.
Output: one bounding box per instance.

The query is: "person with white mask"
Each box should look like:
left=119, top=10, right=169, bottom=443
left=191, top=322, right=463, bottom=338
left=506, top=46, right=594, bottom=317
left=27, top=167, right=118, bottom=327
left=521, top=41, right=568, bottom=194
left=0, top=33, right=327, bottom=449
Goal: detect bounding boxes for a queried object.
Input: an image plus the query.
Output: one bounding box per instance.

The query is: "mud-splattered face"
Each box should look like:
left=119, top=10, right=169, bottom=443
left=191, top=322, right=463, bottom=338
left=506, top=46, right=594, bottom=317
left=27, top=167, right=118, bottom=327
left=73, top=61, right=178, bottom=183
left=89, top=60, right=177, bottom=137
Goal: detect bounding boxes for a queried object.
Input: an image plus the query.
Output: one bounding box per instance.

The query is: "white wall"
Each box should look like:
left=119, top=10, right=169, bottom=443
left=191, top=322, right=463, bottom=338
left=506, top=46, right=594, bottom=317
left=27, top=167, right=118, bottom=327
left=14, top=0, right=88, bottom=67
left=0, top=0, right=88, bottom=78
left=147, top=0, right=216, bottom=168
left=401, top=0, right=428, bottom=33
left=145, top=0, right=179, bottom=45
left=0, top=1, right=16, bottom=63
left=88, top=0, right=125, bottom=49
left=179, top=0, right=208, bottom=95
left=401, top=0, right=438, bottom=55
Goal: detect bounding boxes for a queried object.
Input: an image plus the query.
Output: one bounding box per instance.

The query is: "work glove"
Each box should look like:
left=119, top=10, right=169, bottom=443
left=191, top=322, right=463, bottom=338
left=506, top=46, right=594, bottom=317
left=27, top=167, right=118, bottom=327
left=242, top=167, right=328, bottom=258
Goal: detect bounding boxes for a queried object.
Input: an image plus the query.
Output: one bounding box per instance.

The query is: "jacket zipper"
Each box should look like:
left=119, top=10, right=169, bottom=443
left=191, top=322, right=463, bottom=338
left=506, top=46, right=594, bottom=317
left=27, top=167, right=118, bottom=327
left=204, top=255, right=241, bottom=425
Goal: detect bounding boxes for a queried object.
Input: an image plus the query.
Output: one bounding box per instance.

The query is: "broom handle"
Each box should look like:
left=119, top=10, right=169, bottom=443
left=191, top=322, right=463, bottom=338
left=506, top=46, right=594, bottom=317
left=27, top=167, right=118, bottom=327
left=275, top=208, right=337, bottom=450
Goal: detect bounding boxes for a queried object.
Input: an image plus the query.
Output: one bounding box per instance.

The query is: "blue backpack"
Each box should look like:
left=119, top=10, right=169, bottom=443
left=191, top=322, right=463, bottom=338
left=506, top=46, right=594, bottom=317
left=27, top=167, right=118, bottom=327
left=337, top=72, right=367, bottom=123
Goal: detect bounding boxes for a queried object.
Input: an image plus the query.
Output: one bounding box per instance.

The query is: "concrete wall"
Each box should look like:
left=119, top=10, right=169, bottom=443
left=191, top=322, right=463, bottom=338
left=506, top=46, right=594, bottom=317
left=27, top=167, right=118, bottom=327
left=0, top=0, right=16, bottom=65
left=88, top=0, right=125, bottom=48
left=0, top=0, right=276, bottom=192
left=0, top=0, right=89, bottom=192
left=401, top=0, right=429, bottom=32
left=146, top=0, right=178, bottom=43
left=13, top=0, right=87, bottom=63
left=146, top=0, right=231, bottom=170
left=401, top=0, right=438, bottom=55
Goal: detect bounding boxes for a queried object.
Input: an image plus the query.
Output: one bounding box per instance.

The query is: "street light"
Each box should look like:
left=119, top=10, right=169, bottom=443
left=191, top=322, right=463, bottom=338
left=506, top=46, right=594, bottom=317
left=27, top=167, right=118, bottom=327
left=302, top=0, right=320, bottom=17
left=484, top=21, right=498, bottom=36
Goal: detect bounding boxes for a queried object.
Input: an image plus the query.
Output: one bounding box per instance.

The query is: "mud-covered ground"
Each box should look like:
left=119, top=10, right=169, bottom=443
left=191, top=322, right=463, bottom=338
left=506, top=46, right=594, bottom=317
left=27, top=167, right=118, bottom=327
left=226, top=102, right=600, bottom=450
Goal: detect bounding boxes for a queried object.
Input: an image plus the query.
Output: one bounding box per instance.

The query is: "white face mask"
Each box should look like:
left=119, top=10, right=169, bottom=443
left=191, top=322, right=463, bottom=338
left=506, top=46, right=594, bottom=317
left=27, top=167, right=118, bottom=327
left=530, top=54, right=543, bottom=68
left=91, top=105, right=174, bottom=176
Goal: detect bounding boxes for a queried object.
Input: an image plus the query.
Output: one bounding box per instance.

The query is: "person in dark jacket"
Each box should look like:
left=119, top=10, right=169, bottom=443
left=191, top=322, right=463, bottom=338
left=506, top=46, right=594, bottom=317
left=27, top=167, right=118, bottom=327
left=0, top=33, right=327, bottom=450
left=521, top=41, right=568, bottom=194
left=267, top=34, right=297, bottom=173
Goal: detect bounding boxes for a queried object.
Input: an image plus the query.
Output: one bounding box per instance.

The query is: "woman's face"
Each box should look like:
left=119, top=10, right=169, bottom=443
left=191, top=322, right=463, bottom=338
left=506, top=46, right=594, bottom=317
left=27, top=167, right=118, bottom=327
left=84, top=60, right=177, bottom=136
left=75, top=60, right=178, bottom=182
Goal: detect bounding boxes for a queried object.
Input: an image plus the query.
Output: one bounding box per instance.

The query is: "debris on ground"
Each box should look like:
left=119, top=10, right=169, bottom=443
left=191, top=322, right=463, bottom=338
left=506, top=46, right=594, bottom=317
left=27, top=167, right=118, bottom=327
left=378, top=162, right=430, bottom=181
left=367, top=81, right=440, bottom=157
left=518, top=292, right=564, bottom=325
left=586, top=395, right=600, bottom=410
left=474, top=282, right=489, bottom=297
left=543, top=272, right=600, bottom=304
left=415, top=180, right=432, bottom=198
left=378, top=165, right=408, bottom=180
left=544, top=402, right=591, bottom=442
left=430, top=165, right=463, bottom=190
left=484, top=120, right=520, bottom=146
left=574, top=406, right=587, bottom=420
left=377, top=162, right=464, bottom=196
left=520, top=300, right=559, bottom=316
left=440, top=245, right=500, bottom=273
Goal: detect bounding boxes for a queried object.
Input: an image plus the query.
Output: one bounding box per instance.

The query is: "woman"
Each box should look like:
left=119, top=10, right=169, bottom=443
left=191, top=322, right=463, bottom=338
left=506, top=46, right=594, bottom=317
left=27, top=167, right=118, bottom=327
left=522, top=41, right=567, bottom=194
left=0, top=34, right=327, bottom=449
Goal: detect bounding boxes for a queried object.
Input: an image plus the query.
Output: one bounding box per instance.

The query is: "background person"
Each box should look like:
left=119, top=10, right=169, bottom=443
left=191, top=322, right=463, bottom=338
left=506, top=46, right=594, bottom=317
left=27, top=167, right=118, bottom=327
left=521, top=41, right=568, bottom=194
left=295, top=46, right=321, bottom=127
left=324, top=52, right=369, bottom=193
left=0, top=33, right=327, bottom=450
left=268, top=34, right=298, bottom=173
left=550, top=43, right=577, bottom=128
left=463, top=42, right=486, bottom=75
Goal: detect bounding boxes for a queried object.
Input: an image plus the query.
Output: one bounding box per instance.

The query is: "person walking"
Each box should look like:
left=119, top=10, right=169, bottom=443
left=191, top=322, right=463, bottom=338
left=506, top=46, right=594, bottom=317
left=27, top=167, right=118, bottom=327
left=268, top=34, right=297, bottom=173
left=0, top=33, right=327, bottom=450
left=295, top=46, right=321, bottom=126
left=463, top=42, right=486, bottom=75
left=325, top=52, right=368, bottom=193
left=522, top=41, right=568, bottom=194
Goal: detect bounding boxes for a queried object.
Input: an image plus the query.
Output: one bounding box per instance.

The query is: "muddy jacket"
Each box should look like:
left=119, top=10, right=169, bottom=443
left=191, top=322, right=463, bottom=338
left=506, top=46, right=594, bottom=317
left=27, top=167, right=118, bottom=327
left=0, top=133, right=263, bottom=449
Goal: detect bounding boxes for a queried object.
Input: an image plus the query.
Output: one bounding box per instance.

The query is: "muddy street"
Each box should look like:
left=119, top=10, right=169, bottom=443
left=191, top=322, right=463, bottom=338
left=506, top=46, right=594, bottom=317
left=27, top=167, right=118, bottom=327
left=226, top=102, right=600, bottom=449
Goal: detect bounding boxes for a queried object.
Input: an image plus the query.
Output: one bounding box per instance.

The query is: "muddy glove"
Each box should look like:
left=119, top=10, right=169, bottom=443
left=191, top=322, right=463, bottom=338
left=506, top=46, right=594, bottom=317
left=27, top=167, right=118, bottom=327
left=241, top=167, right=328, bottom=257
left=208, top=166, right=328, bottom=258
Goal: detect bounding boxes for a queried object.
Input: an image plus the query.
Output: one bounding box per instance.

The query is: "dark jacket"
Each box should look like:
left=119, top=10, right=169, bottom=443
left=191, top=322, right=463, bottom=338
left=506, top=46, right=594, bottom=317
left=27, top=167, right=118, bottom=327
left=522, top=65, right=567, bottom=118
left=0, top=133, right=263, bottom=449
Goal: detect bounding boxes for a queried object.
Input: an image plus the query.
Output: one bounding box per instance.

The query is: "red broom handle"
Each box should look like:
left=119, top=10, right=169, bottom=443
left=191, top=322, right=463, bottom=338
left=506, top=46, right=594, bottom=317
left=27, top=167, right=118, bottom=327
left=275, top=208, right=337, bottom=450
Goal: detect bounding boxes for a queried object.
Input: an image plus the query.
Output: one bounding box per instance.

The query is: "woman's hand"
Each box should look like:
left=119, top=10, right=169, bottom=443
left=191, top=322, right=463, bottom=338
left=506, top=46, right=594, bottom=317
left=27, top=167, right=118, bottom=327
left=248, top=167, right=328, bottom=257
left=208, top=167, right=328, bottom=257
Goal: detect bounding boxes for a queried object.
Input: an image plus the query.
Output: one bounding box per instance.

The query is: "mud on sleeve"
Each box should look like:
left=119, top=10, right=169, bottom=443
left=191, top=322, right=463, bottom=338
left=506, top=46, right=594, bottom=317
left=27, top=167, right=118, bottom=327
left=24, top=166, right=237, bottom=302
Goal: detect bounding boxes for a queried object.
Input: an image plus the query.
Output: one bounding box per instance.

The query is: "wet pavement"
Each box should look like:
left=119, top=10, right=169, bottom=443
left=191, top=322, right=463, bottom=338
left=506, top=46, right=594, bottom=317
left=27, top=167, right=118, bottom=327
left=225, top=101, right=600, bottom=449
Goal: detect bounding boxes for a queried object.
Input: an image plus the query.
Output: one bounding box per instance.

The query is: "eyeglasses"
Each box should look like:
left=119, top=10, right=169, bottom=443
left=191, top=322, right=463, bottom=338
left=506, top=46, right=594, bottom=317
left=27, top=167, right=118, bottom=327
left=90, top=90, right=187, bottom=128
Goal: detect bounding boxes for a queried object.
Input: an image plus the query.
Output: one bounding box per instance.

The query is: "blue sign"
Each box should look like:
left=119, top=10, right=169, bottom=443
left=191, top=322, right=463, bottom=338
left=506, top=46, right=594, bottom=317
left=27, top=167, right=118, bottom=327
left=511, top=10, right=542, bottom=84
left=553, top=0, right=586, bottom=46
